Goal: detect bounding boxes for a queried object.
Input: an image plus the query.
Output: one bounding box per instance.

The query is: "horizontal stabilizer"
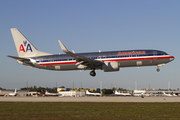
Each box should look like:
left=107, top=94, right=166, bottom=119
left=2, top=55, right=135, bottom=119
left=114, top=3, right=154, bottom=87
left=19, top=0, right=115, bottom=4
left=7, top=55, right=34, bottom=67
left=7, top=55, right=29, bottom=61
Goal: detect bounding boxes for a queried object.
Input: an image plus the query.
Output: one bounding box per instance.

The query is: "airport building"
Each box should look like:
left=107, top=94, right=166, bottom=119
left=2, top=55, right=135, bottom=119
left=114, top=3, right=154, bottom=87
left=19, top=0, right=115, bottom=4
left=59, top=91, right=85, bottom=97
left=0, top=89, right=40, bottom=97
left=133, top=90, right=146, bottom=96
left=56, top=88, right=100, bottom=97
left=57, top=88, right=100, bottom=92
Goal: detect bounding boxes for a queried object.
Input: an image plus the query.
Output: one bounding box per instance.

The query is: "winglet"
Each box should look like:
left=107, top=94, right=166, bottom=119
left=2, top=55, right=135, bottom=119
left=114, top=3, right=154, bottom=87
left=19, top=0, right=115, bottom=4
left=58, top=40, right=69, bottom=53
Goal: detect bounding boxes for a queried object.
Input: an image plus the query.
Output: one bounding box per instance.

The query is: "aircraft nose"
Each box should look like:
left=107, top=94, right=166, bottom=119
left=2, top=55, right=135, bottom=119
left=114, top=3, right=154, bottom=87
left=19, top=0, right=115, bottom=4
left=169, top=56, right=175, bottom=61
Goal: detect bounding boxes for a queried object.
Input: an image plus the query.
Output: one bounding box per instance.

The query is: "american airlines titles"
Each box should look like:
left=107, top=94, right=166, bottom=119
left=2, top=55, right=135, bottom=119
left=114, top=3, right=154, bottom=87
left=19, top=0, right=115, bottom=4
left=118, top=51, right=146, bottom=55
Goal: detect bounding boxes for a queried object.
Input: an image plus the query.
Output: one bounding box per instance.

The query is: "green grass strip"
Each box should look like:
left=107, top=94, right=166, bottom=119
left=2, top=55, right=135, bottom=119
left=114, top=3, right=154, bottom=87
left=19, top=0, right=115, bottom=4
left=0, top=102, right=180, bottom=120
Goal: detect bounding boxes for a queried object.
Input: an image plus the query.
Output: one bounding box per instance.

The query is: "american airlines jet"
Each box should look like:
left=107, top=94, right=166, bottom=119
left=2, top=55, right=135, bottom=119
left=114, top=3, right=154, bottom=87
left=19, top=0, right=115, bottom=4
left=8, top=28, right=174, bottom=77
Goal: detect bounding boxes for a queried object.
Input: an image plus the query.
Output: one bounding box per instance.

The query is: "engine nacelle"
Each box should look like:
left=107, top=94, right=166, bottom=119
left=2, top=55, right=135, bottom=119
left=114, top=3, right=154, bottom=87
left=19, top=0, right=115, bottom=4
left=17, top=60, right=24, bottom=65
left=102, top=61, right=119, bottom=72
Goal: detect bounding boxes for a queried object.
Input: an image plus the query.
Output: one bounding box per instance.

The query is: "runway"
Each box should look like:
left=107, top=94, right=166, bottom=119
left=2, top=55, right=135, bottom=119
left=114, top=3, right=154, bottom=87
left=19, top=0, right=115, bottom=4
left=0, top=96, right=180, bottom=102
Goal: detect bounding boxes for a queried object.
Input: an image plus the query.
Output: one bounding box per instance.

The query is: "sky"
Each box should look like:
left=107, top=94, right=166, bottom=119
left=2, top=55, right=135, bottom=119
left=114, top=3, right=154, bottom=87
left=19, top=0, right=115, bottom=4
left=0, top=0, right=180, bottom=90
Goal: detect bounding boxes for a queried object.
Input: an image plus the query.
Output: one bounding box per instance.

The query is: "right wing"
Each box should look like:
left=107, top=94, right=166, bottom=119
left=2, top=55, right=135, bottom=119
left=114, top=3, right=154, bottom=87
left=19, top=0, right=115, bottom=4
left=58, top=40, right=103, bottom=69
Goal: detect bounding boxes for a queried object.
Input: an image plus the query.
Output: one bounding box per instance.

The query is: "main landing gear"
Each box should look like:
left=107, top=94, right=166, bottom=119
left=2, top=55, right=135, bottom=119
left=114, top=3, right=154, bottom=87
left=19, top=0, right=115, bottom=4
left=90, top=69, right=96, bottom=77
left=157, top=66, right=160, bottom=72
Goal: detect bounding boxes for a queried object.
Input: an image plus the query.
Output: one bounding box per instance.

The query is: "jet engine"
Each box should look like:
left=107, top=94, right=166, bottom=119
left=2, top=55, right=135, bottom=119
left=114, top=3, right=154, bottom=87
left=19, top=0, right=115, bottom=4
left=102, top=61, right=119, bottom=72
left=17, top=60, right=24, bottom=65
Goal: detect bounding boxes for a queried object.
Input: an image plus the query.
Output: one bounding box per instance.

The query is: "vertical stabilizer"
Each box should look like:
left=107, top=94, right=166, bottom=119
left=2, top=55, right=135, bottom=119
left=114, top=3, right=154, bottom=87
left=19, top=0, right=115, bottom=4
left=10, top=28, right=51, bottom=58
left=86, top=90, right=90, bottom=94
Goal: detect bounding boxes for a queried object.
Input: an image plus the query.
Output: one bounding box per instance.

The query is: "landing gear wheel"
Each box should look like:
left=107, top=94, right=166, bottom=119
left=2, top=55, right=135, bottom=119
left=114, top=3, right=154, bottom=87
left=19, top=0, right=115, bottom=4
left=90, top=71, right=96, bottom=77
left=157, top=68, right=160, bottom=72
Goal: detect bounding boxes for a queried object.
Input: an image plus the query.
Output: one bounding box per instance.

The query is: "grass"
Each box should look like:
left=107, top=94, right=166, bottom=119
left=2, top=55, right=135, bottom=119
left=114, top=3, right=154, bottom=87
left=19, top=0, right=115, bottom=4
left=0, top=102, right=180, bottom=120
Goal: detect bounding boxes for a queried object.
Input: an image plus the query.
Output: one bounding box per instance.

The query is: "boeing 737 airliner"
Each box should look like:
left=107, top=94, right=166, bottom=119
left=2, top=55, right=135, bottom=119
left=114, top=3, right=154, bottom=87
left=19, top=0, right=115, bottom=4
left=8, top=28, right=174, bottom=76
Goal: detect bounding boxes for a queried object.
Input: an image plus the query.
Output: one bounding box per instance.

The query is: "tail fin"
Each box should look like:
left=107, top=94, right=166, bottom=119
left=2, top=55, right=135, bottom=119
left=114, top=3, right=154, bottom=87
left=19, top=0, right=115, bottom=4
left=86, top=90, right=90, bottom=94
left=10, top=28, right=51, bottom=58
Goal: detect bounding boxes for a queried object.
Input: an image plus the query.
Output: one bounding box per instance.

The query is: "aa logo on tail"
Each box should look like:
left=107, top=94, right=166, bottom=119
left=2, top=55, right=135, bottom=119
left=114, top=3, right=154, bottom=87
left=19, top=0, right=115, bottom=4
left=19, top=40, right=33, bottom=53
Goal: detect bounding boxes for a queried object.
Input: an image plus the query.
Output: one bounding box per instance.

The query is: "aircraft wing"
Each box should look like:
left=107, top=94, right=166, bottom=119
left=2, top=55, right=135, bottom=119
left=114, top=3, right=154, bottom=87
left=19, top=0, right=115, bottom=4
left=58, top=40, right=103, bottom=68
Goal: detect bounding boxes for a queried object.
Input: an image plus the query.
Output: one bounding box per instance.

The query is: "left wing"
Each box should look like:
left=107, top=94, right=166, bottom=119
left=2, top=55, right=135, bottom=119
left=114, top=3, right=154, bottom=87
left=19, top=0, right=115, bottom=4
left=58, top=40, right=103, bottom=68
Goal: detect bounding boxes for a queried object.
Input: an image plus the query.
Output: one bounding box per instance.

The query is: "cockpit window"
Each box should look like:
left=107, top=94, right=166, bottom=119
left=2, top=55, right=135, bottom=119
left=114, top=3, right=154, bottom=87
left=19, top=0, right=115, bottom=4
left=162, top=52, right=168, bottom=55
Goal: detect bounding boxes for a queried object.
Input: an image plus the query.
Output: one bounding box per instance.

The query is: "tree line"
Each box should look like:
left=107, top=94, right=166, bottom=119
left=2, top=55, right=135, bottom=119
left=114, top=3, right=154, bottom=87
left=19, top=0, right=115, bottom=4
left=20, top=86, right=57, bottom=93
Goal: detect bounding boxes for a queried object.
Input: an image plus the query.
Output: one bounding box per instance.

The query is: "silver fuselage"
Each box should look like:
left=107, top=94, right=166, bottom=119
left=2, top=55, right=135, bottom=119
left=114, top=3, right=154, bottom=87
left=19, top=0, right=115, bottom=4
left=28, top=49, right=174, bottom=71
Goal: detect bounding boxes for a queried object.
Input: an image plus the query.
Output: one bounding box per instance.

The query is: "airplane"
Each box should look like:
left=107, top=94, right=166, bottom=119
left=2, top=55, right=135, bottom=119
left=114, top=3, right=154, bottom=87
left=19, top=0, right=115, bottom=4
left=45, top=91, right=62, bottom=96
left=133, top=90, right=146, bottom=96
left=115, top=90, right=131, bottom=96
left=8, top=28, right=175, bottom=77
left=162, top=92, right=172, bottom=97
left=86, top=90, right=101, bottom=96
left=171, top=93, right=177, bottom=97
left=9, top=89, right=18, bottom=96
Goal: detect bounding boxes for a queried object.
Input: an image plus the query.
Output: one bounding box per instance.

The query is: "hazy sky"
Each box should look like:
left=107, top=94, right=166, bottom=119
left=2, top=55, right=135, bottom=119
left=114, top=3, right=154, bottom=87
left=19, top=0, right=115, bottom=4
left=1, top=0, right=179, bottom=90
